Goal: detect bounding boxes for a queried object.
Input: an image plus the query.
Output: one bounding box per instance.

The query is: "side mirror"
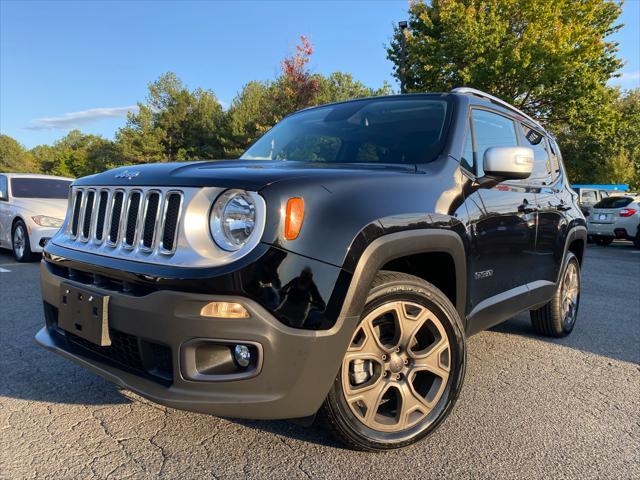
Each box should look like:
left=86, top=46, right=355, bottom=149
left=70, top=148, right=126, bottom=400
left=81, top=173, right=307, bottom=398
left=0, top=189, right=7, bottom=201
left=483, top=146, right=533, bottom=181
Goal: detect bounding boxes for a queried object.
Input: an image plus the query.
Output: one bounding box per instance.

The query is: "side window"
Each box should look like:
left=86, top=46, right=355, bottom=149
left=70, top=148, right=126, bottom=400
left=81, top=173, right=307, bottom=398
left=460, top=119, right=474, bottom=172
left=521, top=125, right=557, bottom=184
left=548, top=139, right=561, bottom=175
left=581, top=190, right=597, bottom=204
left=0, top=175, right=8, bottom=201
left=472, top=109, right=518, bottom=176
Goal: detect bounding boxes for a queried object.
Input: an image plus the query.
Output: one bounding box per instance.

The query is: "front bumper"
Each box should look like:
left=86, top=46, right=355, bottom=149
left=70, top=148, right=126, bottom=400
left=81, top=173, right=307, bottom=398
left=29, top=225, right=60, bottom=252
left=37, top=261, right=357, bottom=419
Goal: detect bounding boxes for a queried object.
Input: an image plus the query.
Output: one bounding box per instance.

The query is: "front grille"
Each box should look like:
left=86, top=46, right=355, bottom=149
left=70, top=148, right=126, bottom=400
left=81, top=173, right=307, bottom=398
left=95, top=191, right=109, bottom=241
left=161, top=193, right=182, bottom=253
left=71, top=191, right=83, bottom=237
left=66, top=186, right=183, bottom=254
left=82, top=190, right=95, bottom=239
left=108, top=191, right=124, bottom=245
left=142, top=192, right=160, bottom=249
left=124, top=191, right=142, bottom=247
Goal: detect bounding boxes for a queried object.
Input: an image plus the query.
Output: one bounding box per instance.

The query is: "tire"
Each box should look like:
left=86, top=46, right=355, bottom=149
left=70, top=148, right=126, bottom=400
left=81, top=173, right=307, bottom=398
left=322, top=271, right=466, bottom=451
left=594, top=236, right=613, bottom=246
left=530, top=252, right=580, bottom=338
left=634, top=230, right=640, bottom=250
left=12, top=220, right=34, bottom=262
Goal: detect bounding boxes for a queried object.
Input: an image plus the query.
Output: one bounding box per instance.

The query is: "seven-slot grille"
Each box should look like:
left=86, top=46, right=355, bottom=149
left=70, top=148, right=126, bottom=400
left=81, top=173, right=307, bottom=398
left=68, top=187, right=182, bottom=254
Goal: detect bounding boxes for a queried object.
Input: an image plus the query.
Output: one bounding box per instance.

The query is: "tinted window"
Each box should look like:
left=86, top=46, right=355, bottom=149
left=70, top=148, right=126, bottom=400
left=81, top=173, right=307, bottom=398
left=460, top=120, right=474, bottom=171
left=522, top=125, right=555, bottom=183
left=594, top=196, right=634, bottom=209
left=0, top=175, right=7, bottom=200
left=10, top=178, right=71, bottom=199
left=471, top=110, right=518, bottom=175
left=581, top=190, right=598, bottom=203
left=242, top=98, right=450, bottom=164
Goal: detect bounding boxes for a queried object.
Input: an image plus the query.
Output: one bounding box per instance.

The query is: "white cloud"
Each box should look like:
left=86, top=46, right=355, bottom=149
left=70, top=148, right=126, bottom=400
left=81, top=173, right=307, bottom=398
left=619, top=71, right=640, bottom=81
left=610, top=70, right=640, bottom=88
left=26, top=105, right=139, bottom=130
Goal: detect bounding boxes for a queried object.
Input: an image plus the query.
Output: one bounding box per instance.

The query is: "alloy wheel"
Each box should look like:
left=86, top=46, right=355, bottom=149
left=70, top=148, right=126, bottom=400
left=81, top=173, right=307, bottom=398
left=341, top=301, right=450, bottom=432
left=561, top=262, right=579, bottom=329
left=13, top=225, right=26, bottom=259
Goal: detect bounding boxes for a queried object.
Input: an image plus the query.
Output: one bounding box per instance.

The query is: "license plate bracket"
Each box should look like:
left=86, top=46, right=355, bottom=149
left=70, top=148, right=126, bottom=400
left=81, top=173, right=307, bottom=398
left=58, top=283, right=111, bottom=346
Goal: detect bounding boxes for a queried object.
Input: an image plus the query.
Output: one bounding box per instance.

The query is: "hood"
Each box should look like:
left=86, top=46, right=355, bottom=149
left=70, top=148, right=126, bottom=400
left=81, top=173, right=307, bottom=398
left=73, top=160, right=417, bottom=191
left=11, top=197, right=68, bottom=218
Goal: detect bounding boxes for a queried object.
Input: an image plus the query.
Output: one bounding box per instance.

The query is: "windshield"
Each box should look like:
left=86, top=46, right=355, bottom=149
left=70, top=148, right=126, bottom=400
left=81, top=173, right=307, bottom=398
left=593, top=196, right=634, bottom=209
left=11, top=178, right=71, bottom=199
left=241, top=97, right=451, bottom=164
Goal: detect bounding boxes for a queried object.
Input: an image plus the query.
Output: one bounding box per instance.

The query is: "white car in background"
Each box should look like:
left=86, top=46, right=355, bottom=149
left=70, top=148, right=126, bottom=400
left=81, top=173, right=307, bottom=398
left=587, top=194, right=640, bottom=248
left=0, top=173, right=73, bottom=261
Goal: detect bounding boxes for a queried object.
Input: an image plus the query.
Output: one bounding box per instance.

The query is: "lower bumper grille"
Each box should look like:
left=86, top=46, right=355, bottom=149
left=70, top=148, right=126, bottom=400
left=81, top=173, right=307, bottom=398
left=44, top=302, right=173, bottom=385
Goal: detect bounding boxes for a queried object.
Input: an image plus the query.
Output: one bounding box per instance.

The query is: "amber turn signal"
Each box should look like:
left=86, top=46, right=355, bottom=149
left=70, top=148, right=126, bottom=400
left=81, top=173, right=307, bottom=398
left=284, top=197, right=305, bottom=240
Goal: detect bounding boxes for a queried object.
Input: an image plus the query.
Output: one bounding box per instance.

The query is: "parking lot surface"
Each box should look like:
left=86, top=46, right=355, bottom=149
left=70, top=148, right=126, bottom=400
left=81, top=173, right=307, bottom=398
left=1, top=244, right=639, bottom=479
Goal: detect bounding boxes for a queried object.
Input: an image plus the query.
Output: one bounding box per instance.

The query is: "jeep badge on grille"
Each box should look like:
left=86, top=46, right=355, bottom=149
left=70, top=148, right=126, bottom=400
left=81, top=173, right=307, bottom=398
left=115, top=170, right=140, bottom=180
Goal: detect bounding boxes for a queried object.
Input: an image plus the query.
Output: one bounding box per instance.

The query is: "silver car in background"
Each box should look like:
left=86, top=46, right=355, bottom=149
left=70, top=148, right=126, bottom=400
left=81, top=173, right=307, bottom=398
left=587, top=195, right=640, bottom=248
left=0, top=173, right=73, bottom=261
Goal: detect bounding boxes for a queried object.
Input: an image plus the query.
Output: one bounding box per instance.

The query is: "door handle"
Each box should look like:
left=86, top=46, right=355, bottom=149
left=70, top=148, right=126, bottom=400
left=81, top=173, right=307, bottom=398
left=553, top=201, right=571, bottom=212
left=518, top=202, right=537, bottom=214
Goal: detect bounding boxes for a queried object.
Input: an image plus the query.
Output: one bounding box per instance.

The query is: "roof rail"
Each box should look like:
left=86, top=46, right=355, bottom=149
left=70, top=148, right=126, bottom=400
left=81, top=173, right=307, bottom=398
left=451, top=87, right=543, bottom=131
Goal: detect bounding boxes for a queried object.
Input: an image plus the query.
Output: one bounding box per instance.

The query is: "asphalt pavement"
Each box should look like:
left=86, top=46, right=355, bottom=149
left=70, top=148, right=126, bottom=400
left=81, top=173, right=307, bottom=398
left=1, top=243, right=639, bottom=479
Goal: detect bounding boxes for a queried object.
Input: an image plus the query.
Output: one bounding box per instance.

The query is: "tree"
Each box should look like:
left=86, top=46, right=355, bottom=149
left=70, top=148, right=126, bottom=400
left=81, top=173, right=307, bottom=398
left=32, top=130, right=119, bottom=178
left=388, top=0, right=623, bottom=124
left=117, top=72, right=227, bottom=163
left=227, top=36, right=393, bottom=154
left=0, top=135, right=38, bottom=173
left=316, top=72, right=393, bottom=105
left=557, top=87, right=639, bottom=188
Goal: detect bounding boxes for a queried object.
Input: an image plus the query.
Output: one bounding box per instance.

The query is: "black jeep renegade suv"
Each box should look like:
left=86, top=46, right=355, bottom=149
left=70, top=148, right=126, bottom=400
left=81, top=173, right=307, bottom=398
left=37, top=88, right=586, bottom=451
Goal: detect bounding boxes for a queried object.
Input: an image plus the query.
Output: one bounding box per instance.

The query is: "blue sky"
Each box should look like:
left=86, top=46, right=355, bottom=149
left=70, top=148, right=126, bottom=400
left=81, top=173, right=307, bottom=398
left=1, top=0, right=639, bottom=149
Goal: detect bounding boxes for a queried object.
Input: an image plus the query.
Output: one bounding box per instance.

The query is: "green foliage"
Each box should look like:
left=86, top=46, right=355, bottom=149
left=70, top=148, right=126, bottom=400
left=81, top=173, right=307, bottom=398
left=227, top=37, right=392, bottom=154
left=557, top=87, right=639, bottom=188
left=0, top=135, right=37, bottom=173
left=32, top=130, right=120, bottom=178
left=388, top=0, right=622, bottom=123
left=388, top=0, right=637, bottom=187
left=117, top=72, right=227, bottom=163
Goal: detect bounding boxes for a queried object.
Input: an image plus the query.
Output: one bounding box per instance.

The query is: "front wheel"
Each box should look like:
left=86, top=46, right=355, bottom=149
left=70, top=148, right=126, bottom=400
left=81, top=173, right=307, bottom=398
left=530, top=252, right=580, bottom=337
left=12, top=220, right=33, bottom=262
left=322, top=271, right=465, bottom=451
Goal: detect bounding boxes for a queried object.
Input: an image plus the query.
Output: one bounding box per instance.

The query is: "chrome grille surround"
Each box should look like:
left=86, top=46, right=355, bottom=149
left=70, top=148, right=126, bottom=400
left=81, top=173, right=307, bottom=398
left=52, top=185, right=266, bottom=268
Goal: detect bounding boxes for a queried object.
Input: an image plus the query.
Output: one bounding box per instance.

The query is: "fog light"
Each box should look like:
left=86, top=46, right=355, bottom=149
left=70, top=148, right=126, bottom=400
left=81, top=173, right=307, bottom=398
left=200, top=302, right=249, bottom=318
left=234, top=344, right=251, bottom=367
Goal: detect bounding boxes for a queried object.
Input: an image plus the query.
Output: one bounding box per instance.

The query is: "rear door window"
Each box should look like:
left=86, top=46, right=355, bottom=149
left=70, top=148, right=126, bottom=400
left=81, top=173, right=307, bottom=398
left=521, top=125, right=556, bottom=184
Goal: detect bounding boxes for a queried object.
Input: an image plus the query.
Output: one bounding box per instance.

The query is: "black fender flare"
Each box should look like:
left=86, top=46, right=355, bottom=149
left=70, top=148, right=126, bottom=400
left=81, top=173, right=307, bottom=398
left=336, top=229, right=467, bottom=330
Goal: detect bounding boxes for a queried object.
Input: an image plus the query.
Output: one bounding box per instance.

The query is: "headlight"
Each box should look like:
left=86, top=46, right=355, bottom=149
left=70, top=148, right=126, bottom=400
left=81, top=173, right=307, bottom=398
left=209, top=190, right=257, bottom=251
left=32, top=215, right=64, bottom=228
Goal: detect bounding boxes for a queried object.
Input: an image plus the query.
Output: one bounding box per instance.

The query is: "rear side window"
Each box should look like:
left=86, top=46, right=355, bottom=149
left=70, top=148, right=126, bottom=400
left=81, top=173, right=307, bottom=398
left=0, top=175, right=7, bottom=200
left=581, top=190, right=598, bottom=203
left=472, top=110, right=518, bottom=176
left=594, top=197, right=633, bottom=209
